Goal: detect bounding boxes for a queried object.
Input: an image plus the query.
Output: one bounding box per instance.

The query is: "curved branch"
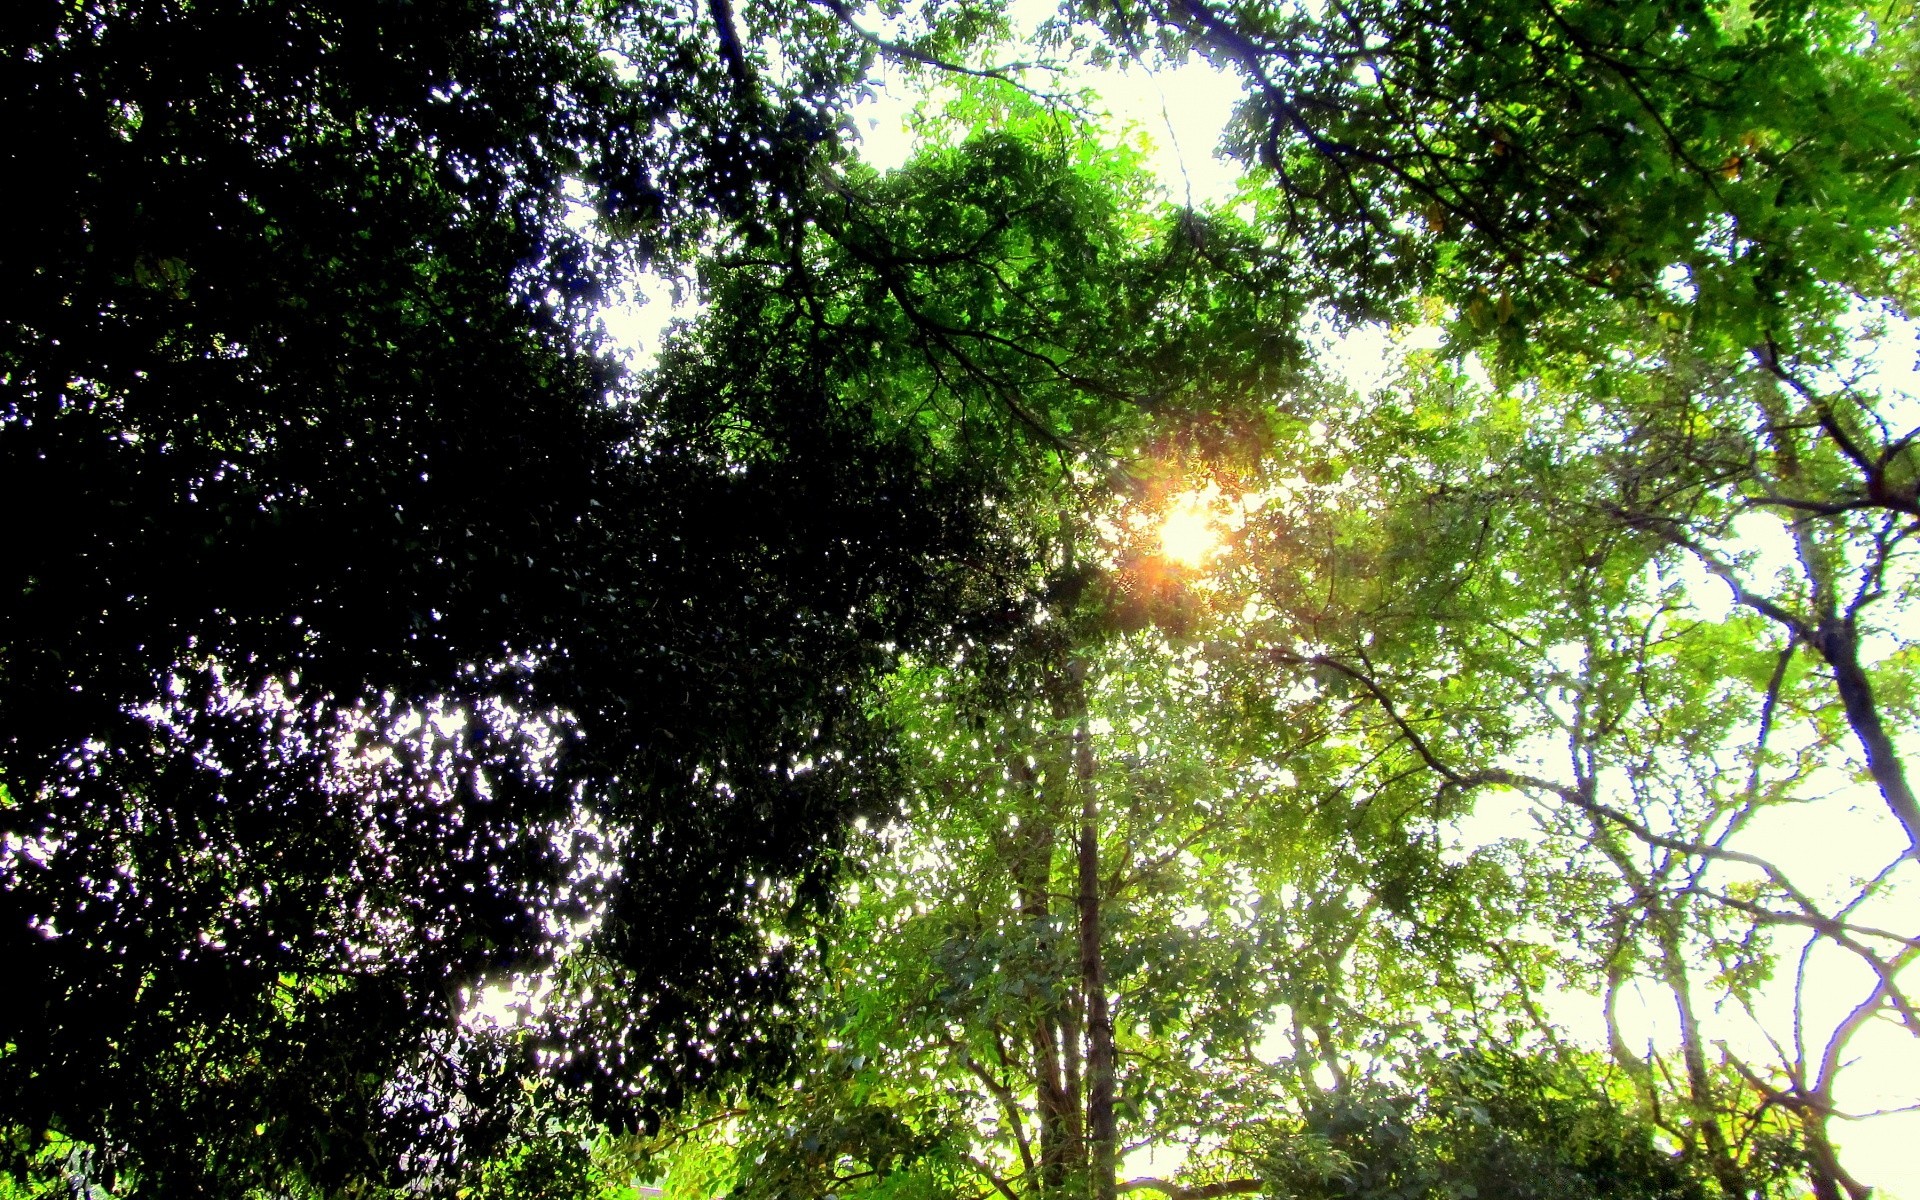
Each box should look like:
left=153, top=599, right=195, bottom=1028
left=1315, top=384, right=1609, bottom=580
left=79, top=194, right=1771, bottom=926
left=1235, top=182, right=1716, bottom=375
left=707, top=0, right=758, bottom=98
left=951, top=1042, right=1037, bottom=1182
left=1119, top=1179, right=1264, bottom=1200
left=966, top=1155, right=1024, bottom=1200
left=809, top=0, right=1066, bottom=99
left=1819, top=946, right=1920, bottom=1097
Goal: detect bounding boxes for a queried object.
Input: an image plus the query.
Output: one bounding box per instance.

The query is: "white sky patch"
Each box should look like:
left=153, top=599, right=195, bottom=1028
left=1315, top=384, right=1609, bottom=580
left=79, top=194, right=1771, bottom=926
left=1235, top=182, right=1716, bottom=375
left=1121, top=1140, right=1193, bottom=1184
left=1812, top=300, right=1920, bottom=436
left=1300, top=313, right=1456, bottom=399
left=1088, top=57, right=1245, bottom=208
left=466, top=979, right=541, bottom=1029
left=1657, top=261, right=1697, bottom=304
left=1444, top=782, right=1538, bottom=851
left=848, top=50, right=1245, bottom=207
left=849, top=64, right=920, bottom=173
left=598, top=270, right=701, bottom=371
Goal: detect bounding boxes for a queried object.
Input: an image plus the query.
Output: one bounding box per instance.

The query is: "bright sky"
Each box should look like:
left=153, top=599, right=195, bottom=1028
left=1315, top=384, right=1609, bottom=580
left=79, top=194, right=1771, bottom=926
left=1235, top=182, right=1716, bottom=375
left=847, top=41, right=1245, bottom=200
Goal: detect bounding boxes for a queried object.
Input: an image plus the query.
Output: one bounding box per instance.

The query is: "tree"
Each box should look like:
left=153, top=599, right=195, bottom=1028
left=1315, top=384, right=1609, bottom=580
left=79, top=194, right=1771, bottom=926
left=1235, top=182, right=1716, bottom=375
left=8, top=0, right=1918, bottom=1193
left=0, top=1, right=1037, bottom=1192
left=605, top=356, right=1797, bottom=1197
left=1075, top=0, right=1920, bottom=855
left=1260, top=1050, right=1717, bottom=1200
left=0, top=1, right=1306, bottom=1185
left=1188, top=332, right=1916, bottom=1200
left=1048, top=1, right=1920, bottom=1185
left=628, top=503, right=1791, bottom=1200
left=645, top=1, right=1919, bottom=1194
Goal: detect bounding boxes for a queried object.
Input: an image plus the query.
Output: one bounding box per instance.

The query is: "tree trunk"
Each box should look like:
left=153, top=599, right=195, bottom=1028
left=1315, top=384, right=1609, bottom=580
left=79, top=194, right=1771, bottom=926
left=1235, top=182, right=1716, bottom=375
left=1061, top=990, right=1086, bottom=1154
left=1800, top=1111, right=1873, bottom=1200
left=1814, top=616, right=1920, bottom=856
left=1023, top=859, right=1072, bottom=1195
left=1076, top=716, right=1117, bottom=1200
left=1012, top=759, right=1071, bottom=1199
left=1752, top=370, right=1920, bottom=857
left=1033, top=1016, right=1073, bottom=1195
left=1655, top=920, right=1749, bottom=1200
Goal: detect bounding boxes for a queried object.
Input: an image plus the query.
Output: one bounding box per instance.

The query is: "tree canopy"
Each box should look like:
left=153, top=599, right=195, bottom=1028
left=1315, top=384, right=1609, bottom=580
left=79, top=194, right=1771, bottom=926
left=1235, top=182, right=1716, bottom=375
left=3, top=0, right=1917, bottom=1197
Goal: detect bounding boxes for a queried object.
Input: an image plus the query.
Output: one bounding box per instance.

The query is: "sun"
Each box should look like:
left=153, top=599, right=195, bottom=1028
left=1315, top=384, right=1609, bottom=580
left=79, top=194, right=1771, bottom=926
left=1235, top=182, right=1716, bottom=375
left=1158, top=492, right=1222, bottom=568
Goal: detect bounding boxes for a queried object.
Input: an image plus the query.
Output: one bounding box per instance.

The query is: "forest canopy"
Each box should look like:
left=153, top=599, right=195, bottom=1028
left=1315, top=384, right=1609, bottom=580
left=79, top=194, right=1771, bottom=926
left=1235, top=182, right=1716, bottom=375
left=2, top=0, right=1917, bottom=1197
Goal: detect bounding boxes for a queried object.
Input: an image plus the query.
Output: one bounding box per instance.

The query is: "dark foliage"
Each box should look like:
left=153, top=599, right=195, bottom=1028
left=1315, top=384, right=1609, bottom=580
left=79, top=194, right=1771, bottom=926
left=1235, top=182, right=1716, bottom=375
left=1268, top=1052, right=1729, bottom=1200
left=0, top=0, right=1005, bottom=1191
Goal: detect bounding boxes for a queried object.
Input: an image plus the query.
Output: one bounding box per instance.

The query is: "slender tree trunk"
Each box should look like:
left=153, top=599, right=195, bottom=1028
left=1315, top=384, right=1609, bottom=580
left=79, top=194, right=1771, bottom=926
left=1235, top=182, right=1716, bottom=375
left=1061, top=991, right=1086, bottom=1153
left=1011, top=758, right=1071, bottom=1198
left=1075, top=715, right=1117, bottom=1200
left=1814, top=616, right=1920, bottom=856
left=1033, top=1016, right=1072, bottom=1195
left=1654, top=920, right=1749, bottom=1200
left=1023, top=853, right=1072, bottom=1196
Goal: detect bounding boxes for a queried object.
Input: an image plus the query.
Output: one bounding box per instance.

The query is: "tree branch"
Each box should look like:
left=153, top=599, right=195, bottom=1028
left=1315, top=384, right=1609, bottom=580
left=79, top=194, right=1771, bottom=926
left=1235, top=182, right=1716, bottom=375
left=809, top=0, right=1065, bottom=98
left=1119, top=1178, right=1264, bottom=1200
left=966, top=1155, right=1025, bottom=1200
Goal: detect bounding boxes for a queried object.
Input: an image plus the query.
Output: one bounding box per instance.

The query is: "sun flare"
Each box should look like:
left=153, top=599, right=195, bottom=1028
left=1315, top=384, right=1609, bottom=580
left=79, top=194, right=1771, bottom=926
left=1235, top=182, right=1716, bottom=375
left=1158, top=493, right=1222, bottom=568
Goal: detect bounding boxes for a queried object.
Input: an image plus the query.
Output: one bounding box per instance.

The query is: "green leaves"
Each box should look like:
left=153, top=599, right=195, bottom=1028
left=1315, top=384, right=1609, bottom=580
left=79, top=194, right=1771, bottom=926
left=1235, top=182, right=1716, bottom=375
left=8, top=0, right=1918, bottom=1195
left=1261, top=1051, right=1718, bottom=1200
left=1087, top=0, right=1919, bottom=368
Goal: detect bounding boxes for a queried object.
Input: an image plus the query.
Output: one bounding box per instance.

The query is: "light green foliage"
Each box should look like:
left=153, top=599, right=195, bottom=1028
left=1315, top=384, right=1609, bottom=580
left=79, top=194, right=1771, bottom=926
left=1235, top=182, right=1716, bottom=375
left=639, top=2, right=1917, bottom=1195
left=1081, top=0, right=1918, bottom=357
left=1197, top=342, right=1906, bottom=1197
left=640, top=627, right=1455, bottom=1198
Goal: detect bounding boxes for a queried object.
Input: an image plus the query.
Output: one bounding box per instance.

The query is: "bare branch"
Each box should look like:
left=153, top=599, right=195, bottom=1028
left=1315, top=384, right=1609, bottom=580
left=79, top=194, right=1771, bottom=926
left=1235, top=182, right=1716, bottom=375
left=1817, top=947, right=1920, bottom=1092
left=810, top=0, right=1064, bottom=97
left=1602, top=506, right=1813, bottom=640
left=1689, top=890, right=1920, bottom=951
left=951, top=1040, right=1038, bottom=1180
left=1119, top=1178, right=1265, bottom=1200
left=966, top=1155, right=1025, bottom=1200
